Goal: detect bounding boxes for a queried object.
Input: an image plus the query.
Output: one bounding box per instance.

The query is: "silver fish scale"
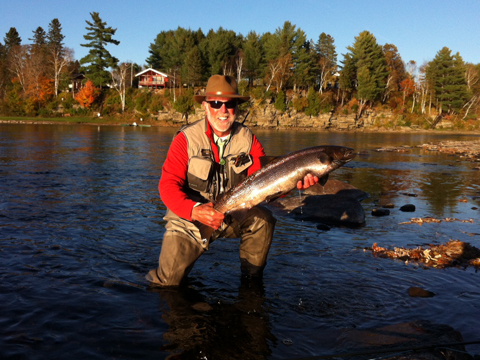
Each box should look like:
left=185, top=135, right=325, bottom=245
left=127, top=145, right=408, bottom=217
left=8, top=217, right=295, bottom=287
left=214, top=146, right=355, bottom=215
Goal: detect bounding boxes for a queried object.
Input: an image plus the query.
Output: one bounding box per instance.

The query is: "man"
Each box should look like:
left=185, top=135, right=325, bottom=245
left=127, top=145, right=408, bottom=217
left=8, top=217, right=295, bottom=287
left=147, top=75, right=318, bottom=286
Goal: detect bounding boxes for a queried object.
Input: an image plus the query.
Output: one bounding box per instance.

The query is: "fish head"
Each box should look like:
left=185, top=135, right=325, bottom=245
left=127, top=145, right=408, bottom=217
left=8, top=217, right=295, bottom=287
left=316, top=146, right=356, bottom=169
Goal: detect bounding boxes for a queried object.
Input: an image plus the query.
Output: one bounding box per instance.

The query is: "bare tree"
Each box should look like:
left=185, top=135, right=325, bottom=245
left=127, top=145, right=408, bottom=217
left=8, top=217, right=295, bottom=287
left=50, top=46, right=73, bottom=96
left=235, top=49, right=244, bottom=84
left=265, top=54, right=293, bottom=92
left=465, top=63, right=479, bottom=92
left=8, top=45, right=30, bottom=93
left=111, top=62, right=130, bottom=112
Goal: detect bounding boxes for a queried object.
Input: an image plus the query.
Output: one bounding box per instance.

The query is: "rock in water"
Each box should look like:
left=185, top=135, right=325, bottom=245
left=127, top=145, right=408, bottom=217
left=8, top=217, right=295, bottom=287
left=408, top=286, right=436, bottom=298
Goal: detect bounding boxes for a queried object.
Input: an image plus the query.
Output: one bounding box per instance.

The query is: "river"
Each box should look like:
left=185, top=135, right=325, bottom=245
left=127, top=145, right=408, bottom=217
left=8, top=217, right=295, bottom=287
left=1, top=123, right=479, bottom=359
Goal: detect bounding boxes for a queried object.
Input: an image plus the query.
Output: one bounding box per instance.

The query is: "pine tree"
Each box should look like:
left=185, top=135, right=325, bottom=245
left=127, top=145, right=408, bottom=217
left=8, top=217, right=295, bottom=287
left=30, top=27, right=47, bottom=49
left=4, top=27, right=21, bottom=53
left=243, top=31, right=264, bottom=87
left=80, top=12, right=120, bottom=87
left=305, top=87, right=320, bottom=116
left=47, top=19, right=65, bottom=50
left=314, top=33, right=337, bottom=93
left=427, top=47, right=468, bottom=114
left=183, top=46, right=203, bottom=87
left=344, top=31, right=388, bottom=116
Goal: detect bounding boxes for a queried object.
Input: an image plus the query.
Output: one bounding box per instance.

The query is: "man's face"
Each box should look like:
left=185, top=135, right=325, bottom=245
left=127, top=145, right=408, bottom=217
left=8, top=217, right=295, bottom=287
left=203, top=96, right=238, bottom=136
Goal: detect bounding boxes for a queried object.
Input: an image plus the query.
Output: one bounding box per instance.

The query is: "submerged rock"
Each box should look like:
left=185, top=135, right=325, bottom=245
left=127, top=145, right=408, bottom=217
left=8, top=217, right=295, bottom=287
left=304, top=179, right=369, bottom=201
left=276, top=180, right=367, bottom=227
left=372, top=208, right=390, bottom=216
left=408, top=286, right=436, bottom=298
left=400, top=204, right=416, bottom=212
left=337, top=320, right=472, bottom=360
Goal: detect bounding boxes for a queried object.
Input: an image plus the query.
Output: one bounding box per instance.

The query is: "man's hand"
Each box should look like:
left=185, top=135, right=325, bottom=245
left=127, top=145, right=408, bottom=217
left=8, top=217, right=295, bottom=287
left=191, top=203, right=224, bottom=229
left=297, top=173, right=319, bottom=190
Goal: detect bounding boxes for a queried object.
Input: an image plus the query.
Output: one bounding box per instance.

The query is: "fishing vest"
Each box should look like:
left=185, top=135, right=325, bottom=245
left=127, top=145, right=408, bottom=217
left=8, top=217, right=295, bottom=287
left=180, top=119, right=254, bottom=203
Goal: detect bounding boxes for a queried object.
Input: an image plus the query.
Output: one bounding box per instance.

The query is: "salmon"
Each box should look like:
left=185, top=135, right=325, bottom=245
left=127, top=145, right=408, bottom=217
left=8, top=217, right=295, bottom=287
left=198, top=145, right=356, bottom=244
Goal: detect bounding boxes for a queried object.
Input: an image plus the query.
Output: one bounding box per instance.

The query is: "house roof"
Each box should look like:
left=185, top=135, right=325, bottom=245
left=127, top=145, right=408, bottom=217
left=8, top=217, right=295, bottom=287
left=135, top=68, right=169, bottom=77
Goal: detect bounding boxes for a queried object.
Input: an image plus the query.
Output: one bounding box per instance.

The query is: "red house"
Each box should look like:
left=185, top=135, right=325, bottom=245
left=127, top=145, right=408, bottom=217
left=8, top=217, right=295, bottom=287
left=135, top=68, right=169, bottom=89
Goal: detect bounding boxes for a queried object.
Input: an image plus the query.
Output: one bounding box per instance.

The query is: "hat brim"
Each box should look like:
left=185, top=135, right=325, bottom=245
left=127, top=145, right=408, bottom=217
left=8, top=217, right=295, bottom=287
left=194, top=94, right=250, bottom=104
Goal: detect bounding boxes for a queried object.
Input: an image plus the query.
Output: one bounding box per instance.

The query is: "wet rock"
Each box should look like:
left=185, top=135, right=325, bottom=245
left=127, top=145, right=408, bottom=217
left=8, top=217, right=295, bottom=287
left=192, top=302, right=213, bottom=311
left=400, top=192, right=418, bottom=197
left=293, top=195, right=365, bottom=227
left=400, top=204, right=416, bottom=212
left=304, top=179, right=369, bottom=202
left=372, top=208, right=390, bottom=216
left=316, top=223, right=331, bottom=231
left=408, top=286, right=436, bottom=298
left=382, top=203, right=395, bottom=209
left=276, top=181, right=367, bottom=227
left=357, top=150, right=370, bottom=157
left=337, top=320, right=472, bottom=360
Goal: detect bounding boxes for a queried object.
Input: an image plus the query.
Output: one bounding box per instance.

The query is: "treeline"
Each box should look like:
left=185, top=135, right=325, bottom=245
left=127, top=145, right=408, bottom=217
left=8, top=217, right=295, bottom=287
left=1, top=13, right=479, bottom=127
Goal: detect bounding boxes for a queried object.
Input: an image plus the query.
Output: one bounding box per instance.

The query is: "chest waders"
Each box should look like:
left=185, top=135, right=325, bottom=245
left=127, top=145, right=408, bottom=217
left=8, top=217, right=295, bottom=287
left=146, top=119, right=276, bottom=286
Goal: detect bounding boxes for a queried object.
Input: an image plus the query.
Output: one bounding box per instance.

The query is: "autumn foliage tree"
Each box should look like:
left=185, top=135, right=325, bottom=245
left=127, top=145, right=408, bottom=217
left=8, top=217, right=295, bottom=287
left=75, top=80, right=100, bottom=108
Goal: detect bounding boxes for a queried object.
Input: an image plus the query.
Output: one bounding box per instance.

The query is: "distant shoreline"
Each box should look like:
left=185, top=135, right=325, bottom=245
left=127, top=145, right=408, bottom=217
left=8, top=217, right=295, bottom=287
left=1, top=117, right=480, bottom=135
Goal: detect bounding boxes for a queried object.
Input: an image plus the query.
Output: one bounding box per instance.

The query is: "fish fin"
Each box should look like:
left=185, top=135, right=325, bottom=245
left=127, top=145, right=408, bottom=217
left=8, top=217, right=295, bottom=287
left=259, top=156, right=277, bottom=168
left=318, top=174, right=329, bottom=186
left=265, top=191, right=286, bottom=203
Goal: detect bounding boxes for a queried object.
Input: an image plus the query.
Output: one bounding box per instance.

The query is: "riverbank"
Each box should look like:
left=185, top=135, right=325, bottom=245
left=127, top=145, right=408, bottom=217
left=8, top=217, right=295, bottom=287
left=2, top=116, right=480, bottom=135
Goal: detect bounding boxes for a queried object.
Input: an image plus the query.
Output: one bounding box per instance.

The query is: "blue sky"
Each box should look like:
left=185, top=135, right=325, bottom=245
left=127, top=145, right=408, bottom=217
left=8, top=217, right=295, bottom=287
left=2, top=0, right=479, bottom=69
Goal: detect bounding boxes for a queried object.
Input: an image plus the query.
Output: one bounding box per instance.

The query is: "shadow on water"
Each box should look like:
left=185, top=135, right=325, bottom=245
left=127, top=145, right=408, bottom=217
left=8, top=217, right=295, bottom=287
left=149, top=278, right=275, bottom=359
left=1, top=124, right=480, bottom=359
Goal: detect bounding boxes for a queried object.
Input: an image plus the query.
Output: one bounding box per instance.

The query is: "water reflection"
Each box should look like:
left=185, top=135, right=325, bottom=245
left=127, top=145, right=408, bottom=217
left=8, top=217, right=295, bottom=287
left=151, top=278, right=275, bottom=359
left=1, top=124, right=480, bottom=358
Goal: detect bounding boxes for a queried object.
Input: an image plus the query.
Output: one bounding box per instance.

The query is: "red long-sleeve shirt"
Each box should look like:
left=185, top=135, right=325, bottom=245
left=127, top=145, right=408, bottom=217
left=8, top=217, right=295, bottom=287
left=159, top=124, right=265, bottom=221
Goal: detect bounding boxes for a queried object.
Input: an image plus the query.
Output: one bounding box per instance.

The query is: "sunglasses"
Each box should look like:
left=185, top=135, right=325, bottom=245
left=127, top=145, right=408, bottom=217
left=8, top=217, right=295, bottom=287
left=206, top=100, right=237, bottom=109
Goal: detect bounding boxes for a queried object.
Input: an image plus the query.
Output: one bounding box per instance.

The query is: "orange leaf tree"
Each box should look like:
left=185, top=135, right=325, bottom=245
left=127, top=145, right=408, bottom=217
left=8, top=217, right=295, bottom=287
left=75, top=80, right=100, bottom=108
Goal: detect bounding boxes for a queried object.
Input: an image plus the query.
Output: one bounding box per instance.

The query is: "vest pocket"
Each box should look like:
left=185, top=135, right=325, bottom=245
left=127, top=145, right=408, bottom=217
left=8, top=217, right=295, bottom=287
left=187, top=156, right=214, bottom=193
left=224, top=153, right=252, bottom=189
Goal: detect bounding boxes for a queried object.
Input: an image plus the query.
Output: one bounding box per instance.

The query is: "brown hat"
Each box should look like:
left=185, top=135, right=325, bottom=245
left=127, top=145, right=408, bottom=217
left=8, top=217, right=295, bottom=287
left=194, top=75, right=250, bottom=104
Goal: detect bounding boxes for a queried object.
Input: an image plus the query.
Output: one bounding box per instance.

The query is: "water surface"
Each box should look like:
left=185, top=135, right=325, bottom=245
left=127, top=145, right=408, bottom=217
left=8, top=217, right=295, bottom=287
left=1, top=124, right=479, bottom=359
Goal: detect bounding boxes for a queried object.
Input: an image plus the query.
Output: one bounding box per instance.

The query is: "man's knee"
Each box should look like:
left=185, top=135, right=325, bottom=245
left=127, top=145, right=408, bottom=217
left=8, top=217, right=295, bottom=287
left=147, top=231, right=204, bottom=287
left=241, top=206, right=276, bottom=234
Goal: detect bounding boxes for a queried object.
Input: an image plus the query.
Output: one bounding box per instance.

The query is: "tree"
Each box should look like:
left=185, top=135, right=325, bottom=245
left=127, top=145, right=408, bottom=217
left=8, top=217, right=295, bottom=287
left=243, top=31, right=264, bottom=87
left=183, top=46, right=203, bottom=87
left=75, top=79, right=100, bottom=108
left=201, top=27, right=240, bottom=76
left=30, top=27, right=47, bottom=54
left=314, top=33, right=337, bottom=93
left=80, top=12, right=120, bottom=87
left=111, top=62, right=130, bottom=112
left=4, top=27, right=22, bottom=54
left=264, top=53, right=293, bottom=92
left=382, top=43, right=406, bottom=102
left=305, top=87, right=320, bottom=116
left=47, top=18, right=68, bottom=96
left=7, top=45, right=29, bottom=93
left=338, top=52, right=357, bottom=107
left=0, top=42, right=7, bottom=97
left=263, top=22, right=311, bottom=90
left=426, top=47, right=468, bottom=114
left=343, top=31, right=388, bottom=118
